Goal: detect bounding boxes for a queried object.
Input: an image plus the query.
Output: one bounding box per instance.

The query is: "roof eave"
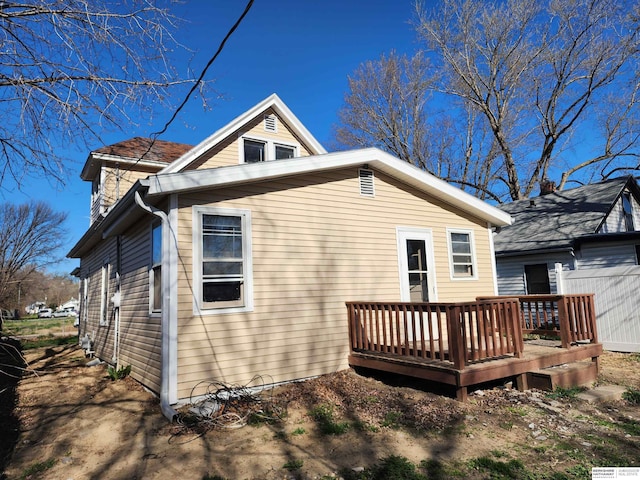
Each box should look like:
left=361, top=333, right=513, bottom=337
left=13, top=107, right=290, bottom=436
left=148, top=148, right=512, bottom=227
left=495, top=245, right=574, bottom=258
left=67, top=180, right=149, bottom=258
left=80, top=152, right=170, bottom=181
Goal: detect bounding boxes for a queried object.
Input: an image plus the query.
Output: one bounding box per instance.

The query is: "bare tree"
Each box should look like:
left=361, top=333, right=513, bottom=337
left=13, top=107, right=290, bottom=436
left=336, top=0, right=640, bottom=201
left=0, top=202, right=67, bottom=312
left=334, top=51, right=504, bottom=201
left=0, top=0, right=210, bottom=189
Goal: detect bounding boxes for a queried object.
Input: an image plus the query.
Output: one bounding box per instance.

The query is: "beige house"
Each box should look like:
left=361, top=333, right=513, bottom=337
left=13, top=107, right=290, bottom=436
left=68, top=94, right=511, bottom=419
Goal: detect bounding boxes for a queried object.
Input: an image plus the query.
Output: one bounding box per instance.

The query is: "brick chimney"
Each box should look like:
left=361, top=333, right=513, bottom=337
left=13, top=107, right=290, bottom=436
left=540, top=179, right=557, bottom=195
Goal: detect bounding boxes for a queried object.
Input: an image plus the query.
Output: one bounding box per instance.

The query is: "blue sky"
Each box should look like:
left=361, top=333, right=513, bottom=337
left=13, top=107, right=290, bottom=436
left=6, top=1, right=424, bottom=275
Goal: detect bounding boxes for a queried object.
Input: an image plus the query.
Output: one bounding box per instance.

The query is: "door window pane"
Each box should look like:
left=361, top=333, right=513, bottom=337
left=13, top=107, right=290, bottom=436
left=406, top=239, right=429, bottom=302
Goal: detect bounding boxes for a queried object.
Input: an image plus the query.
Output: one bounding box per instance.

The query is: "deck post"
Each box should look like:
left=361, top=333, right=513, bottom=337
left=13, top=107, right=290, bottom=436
left=557, top=297, right=572, bottom=349
left=588, top=295, right=598, bottom=343
left=515, top=373, right=528, bottom=391
left=456, top=386, right=468, bottom=402
left=447, top=305, right=466, bottom=370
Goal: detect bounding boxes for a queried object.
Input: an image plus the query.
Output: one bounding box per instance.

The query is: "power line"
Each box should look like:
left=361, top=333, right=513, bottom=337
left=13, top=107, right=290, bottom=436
left=98, top=0, right=255, bottom=203
left=151, top=0, right=255, bottom=140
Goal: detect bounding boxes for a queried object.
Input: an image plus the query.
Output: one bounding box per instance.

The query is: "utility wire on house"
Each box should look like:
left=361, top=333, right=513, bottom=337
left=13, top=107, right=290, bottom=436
left=99, top=0, right=255, bottom=190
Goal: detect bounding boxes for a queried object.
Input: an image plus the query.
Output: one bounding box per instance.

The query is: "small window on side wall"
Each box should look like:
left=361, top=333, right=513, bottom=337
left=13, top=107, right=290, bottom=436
left=100, top=262, right=109, bottom=326
left=150, top=223, right=162, bottom=313
left=244, top=139, right=265, bottom=163
left=275, top=144, right=295, bottom=159
left=447, top=229, right=476, bottom=279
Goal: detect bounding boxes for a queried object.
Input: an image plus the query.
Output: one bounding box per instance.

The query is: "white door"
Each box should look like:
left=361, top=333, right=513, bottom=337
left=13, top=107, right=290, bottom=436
left=397, top=228, right=437, bottom=302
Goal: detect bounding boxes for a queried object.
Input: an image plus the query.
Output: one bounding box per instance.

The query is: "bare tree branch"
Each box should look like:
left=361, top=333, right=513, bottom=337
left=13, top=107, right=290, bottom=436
left=0, top=0, right=213, bottom=190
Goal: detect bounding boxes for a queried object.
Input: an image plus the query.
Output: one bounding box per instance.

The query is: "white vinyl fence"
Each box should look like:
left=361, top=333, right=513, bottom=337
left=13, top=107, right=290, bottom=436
left=557, top=265, right=640, bottom=353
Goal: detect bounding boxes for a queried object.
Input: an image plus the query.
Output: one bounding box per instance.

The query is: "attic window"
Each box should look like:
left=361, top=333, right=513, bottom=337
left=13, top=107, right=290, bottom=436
left=264, top=114, right=277, bottom=132
left=359, top=168, right=375, bottom=197
left=622, top=192, right=634, bottom=231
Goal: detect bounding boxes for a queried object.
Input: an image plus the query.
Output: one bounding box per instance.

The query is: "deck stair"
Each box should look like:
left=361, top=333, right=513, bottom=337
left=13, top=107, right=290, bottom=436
left=526, top=361, right=598, bottom=391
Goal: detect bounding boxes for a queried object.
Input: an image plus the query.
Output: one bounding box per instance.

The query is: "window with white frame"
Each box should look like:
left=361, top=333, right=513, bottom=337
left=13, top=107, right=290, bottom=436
left=240, top=134, right=298, bottom=164
left=244, top=139, right=266, bottom=163
left=100, top=262, right=110, bottom=325
left=82, top=278, right=88, bottom=325
left=150, top=222, right=162, bottom=313
left=447, top=229, right=477, bottom=279
left=194, top=207, right=253, bottom=312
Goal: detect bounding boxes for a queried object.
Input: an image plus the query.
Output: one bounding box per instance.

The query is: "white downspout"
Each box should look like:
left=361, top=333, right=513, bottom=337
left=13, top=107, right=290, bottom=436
left=134, top=191, right=178, bottom=421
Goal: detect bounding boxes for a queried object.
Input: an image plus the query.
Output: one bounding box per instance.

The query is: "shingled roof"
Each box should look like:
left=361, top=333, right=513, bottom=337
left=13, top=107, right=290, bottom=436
left=93, top=137, right=193, bottom=164
left=494, top=176, right=636, bottom=256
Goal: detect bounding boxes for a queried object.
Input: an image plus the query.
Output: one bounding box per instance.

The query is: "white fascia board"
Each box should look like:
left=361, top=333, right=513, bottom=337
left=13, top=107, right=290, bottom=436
left=80, top=152, right=168, bottom=180
left=160, top=93, right=327, bottom=175
left=148, top=148, right=512, bottom=227
left=91, top=152, right=170, bottom=168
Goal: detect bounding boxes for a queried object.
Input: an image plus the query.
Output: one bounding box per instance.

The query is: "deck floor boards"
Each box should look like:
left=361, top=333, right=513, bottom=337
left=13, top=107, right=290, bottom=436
left=348, top=340, right=603, bottom=393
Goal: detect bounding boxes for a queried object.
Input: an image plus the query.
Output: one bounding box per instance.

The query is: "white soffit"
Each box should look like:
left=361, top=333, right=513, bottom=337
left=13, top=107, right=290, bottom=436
left=147, top=148, right=512, bottom=227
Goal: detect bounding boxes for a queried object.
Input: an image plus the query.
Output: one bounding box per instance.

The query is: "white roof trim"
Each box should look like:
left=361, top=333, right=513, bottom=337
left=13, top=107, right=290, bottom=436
left=160, top=93, right=327, bottom=174
left=147, top=148, right=512, bottom=227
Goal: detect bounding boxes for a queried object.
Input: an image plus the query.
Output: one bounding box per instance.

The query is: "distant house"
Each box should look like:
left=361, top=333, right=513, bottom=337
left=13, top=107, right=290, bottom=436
left=68, top=94, right=511, bottom=417
left=494, top=176, right=640, bottom=352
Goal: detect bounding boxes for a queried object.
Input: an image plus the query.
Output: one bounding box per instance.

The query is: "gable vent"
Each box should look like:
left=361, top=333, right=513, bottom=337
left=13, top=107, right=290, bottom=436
left=264, top=114, right=277, bottom=132
left=359, top=168, right=375, bottom=197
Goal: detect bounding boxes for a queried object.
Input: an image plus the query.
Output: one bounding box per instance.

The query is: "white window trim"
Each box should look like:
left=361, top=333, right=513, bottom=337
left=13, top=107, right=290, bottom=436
left=99, top=261, right=110, bottom=326
left=237, top=132, right=299, bottom=164
left=446, top=227, right=478, bottom=281
left=396, top=227, right=438, bottom=302
left=193, top=206, right=254, bottom=315
left=149, top=222, right=162, bottom=316
left=82, top=278, right=89, bottom=326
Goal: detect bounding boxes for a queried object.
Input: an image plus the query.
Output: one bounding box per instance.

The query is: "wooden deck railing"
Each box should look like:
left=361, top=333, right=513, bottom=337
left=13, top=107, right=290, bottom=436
left=346, top=299, right=524, bottom=370
left=478, top=294, right=598, bottom=348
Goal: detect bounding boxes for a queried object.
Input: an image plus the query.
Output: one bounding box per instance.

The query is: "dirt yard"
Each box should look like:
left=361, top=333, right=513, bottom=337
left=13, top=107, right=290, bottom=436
left=2, top=342, right=640, bottom=480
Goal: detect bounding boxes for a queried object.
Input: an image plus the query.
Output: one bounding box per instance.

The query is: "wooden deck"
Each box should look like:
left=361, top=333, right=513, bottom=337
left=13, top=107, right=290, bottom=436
left=346, top=295, right=602, bottom=400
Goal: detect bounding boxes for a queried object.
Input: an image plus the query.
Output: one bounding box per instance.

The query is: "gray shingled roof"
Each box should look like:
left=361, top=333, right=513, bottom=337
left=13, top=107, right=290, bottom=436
left=494, top=176, right=633, bottom=255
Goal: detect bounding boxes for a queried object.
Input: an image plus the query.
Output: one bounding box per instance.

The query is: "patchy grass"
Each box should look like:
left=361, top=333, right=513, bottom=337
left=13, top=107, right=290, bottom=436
left=19, top=458, right=57, bottom=480
left=623, top=387, right=640, bottom=404
left=20, top=334, right=77, bottom=350
left=2, top=317, right=76, bottom=336
left=309, top=403, right=350, bottom=435
left=341, top=455, right=427, bottom=480
left=283, top=459, right=303, bottom=471
left=545, top=385, right=586, bottom=400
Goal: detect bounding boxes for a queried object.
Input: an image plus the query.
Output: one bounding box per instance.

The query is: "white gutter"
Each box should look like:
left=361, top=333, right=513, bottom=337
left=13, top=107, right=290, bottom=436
left=134, top=191, right=178, bottom=421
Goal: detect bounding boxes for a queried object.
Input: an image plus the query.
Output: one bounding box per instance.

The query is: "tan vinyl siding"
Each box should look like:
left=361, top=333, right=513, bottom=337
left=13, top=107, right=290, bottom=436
left=77, top=238, right=118, bottom=363
left=117, top=221, right=162, bottom=394
left=173, top=167, right=497, bottom=399
left=101, top=166, right=150, bottom=211
left=77, top=219, right=162, bottom=394
left=192, top=108, right=312, bottom=170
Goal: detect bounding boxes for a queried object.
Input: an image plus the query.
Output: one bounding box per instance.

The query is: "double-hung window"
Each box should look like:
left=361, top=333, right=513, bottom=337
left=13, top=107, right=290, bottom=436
left=447, top=229, right=477, bottom=279
left=150, top=223, right=162, bottom=313
left=195, top=207, right=253, bottom=313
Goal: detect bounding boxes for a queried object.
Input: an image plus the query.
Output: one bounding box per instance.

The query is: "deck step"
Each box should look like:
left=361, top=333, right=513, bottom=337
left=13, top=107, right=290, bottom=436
left=527, top=361, right=598, bottom=391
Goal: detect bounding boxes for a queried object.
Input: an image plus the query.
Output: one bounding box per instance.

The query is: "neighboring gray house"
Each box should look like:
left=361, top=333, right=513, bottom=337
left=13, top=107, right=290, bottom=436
left=494, top=176, right=640, bottom=352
